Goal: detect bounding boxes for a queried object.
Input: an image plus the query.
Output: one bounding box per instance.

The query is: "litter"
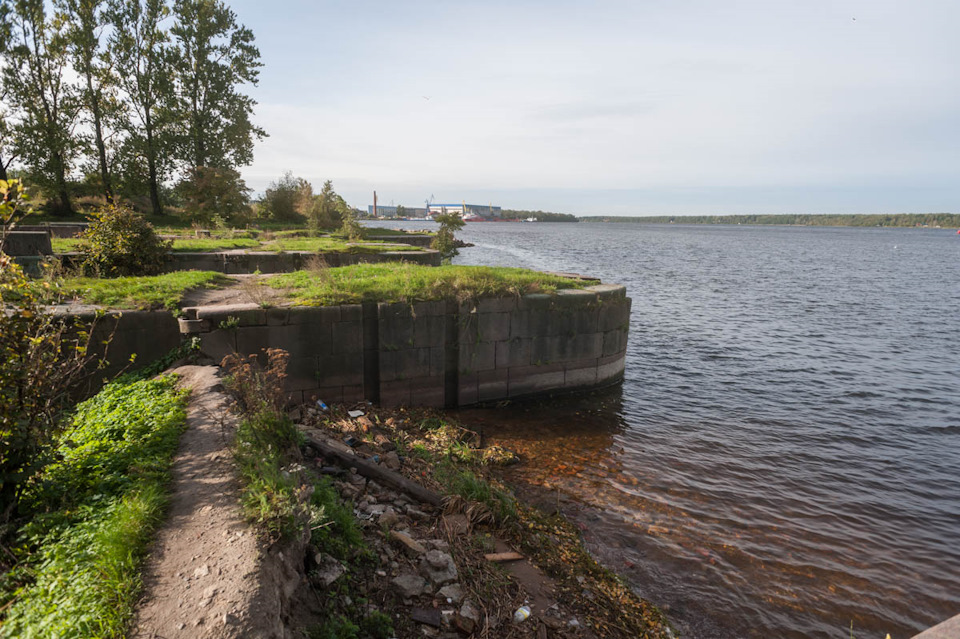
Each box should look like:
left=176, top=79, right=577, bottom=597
left=347, top=410, right=365, bottom=418
left=316, top=400, right=329, bottom=411
left=513, top=606, right=531, bottom=623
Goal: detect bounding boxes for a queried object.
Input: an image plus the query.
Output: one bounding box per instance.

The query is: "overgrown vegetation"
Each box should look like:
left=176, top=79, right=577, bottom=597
left=36, top=270, right=228, bottom=310
left=0, top=375, right=189, bottom=638
left=0, top=253, right=100, bottom=526
left=76, top=204, right=171, bottom=276
left=267, top=263, right=587, bottom=306
left=431, top=211, right=465, bottom=262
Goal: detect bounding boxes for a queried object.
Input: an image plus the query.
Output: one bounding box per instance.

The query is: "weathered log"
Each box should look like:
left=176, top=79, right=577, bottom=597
left=301, top=431, right=443, bottom=508
left=484, top=551, right=524, bottom=563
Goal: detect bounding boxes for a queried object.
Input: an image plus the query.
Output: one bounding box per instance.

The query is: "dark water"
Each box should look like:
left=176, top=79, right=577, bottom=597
left=368, top=221, right=960, bottom=639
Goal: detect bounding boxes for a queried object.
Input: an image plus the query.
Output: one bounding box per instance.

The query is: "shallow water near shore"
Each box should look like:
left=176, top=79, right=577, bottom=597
left=366, top=220, right=960, bottom=639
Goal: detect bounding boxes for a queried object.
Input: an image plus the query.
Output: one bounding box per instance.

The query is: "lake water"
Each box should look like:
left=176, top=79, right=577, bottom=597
left=366, top=220, right=960, bottom=639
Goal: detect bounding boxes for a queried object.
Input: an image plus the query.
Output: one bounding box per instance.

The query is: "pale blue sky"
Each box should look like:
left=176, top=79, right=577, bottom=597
left=229, top=0, right=959, bottom=216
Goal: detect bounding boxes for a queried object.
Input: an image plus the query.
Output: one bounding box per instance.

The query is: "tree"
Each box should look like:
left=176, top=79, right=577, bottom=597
left=395, top=204, right=407, bottom=218
left=261, top=171, right=311, bottom=222
left=60, top=0, right=116, bottom=203
left=0, top=178, right=33, bottom=254
left=175, top=165, right=250, bottom=225
left=107, top=0, right=174, bottom=216
left=308, top=179, right=345, bottom=232
left=170, top=0, right=264, bottom=171
left=0, top=3, right=18, bottom=182
left=431, top=212, right=465, bottom=262
left=2, top=0, right=83, bottom=215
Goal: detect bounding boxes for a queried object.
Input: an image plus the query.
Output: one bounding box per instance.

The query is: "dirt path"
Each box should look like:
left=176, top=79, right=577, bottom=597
left=132, top=366, right=262, bottom=638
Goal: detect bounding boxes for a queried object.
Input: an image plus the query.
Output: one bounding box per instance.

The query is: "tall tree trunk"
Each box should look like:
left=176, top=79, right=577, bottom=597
left=144, top=111, right=162, bottom=216
left=0, top=158, right=7, bottom=182
left=87, top=75, right=113, bottom=204
left=52, top=151, right=73, bottom=215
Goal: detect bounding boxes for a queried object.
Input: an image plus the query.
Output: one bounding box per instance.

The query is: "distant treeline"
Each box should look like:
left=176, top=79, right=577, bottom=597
left=501, top=209, right=579, bottom=222
left=578, top=213, right=960, bottom=228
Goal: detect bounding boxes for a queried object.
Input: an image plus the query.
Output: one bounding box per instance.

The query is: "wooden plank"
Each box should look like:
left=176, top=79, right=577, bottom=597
left=301, top=431, right=443, bottom=508
left=484, top=551, right=524, bottom=562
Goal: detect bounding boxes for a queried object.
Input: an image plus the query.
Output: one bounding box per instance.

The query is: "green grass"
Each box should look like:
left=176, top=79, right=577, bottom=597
left=50, top=271, right=229, bottom=310
left=171, top=237, right=261, bottom=251
left=266, top=263, right=587, bottom=305
left=50, top=237, right=82, bottom=252
left=233, top=412, right=305, bottom=539
left=0, top=376, right=189, bottom=639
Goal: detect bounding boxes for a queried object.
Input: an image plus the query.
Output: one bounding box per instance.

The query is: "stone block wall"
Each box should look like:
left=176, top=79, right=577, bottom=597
left=180, top=282, right=630, bottom=407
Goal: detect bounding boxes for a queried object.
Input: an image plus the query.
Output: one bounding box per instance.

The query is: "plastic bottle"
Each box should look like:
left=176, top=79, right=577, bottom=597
left=513, top=606, right=531, bottom=623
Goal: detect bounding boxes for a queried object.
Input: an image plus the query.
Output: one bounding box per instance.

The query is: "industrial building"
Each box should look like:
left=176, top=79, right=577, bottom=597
left=427, top=203, right=502, bottom=220
left=366, top=205, right=430, bottom=218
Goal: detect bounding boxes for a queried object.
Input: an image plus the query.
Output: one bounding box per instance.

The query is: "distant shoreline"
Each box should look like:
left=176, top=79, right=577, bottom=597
left=578, top=213, right=960, bottom=229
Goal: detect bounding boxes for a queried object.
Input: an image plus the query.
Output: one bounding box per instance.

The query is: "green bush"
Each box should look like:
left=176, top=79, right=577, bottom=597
left=431, top=212, right=465, bottom=262
left=77, top=204, right=171, bottom=276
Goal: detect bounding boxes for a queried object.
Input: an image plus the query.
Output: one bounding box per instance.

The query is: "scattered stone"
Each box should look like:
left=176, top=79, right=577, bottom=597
left=312, top=553, right=346, bottom=588
left=442, top=514, right=470, bottom=537
left=391, top=530, right=427, bottom=556
left=382, top=450, right=401, bottom=470
left=381, top=441, right=397, bottom=452
left=407, top=506, right=431, bottom=521
left=193, top=564, right=210, bottom=578
left=378, top=506, right=400, bottom=528
left=427, top=539, right=450, bottom=552
left=392, top=573, right=428, bottom=598
left=420, top=549, right=458, bottom=585
left=438, top=583, right=464, bottom=604
left=222, top=612, right=237, bottom=626
left=412, top=607, right=443, bottom=627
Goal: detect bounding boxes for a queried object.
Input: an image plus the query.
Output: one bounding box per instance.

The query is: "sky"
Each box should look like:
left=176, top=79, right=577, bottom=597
left=228, top=0, right=960, bottom=216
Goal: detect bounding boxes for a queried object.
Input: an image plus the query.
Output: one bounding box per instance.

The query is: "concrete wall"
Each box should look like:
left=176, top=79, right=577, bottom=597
left=365, top=234, right=434, bottom=248
left=3, top=231, right=53, bottom=256
left=55, top=249, right=441, bottom=274
left=180, top=283, right=630, bottom=407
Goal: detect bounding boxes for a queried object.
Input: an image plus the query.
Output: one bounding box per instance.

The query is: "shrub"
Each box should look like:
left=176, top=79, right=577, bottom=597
left=431, top=212, right=465, bottom=262
left=262, top=171, right=311, bottom=222
left=0, top=253, right=99, bottom=526
left=77, top=204, right=171, bottom=276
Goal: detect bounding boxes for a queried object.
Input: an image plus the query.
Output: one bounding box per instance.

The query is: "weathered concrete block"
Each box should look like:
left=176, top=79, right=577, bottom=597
left=407, top=376, right=445, bottom=407
left=478, top=369, right=509, bottom=402
left=598, top=299, right=632, bottom=332
left=495, top=338, right=533, bottom=368
left=478, top=312, right=511, bottom=342
left=199, top=329, right=237, bottom=362
left=518, top=293, right=552, bottom=311
left=413, top=314, right=446, bottom=349
left=532, top=333, right=603, bottom=363
left=285, top=356, right=320, bottom=392
left=458, top=373, right=479, bottom=406
left=317, top=353, right=363, bottom=386
left=597, top=353, right=626, bottom=383
left=585, top=284, right=627, bottom=301
left=380, top=380, right=410, bottom=407
left=313, top=386, right=343, bottom=405
left=508, top=363, right=566, bottom=398
left=3, top=231, right=52, bottom=256
left=477, top=297, right=517, bottom=314
left=235, top=326, right=272, bottom=358
left=332, top=321, right=363, bottom=353
left=195, top=303, right=266, bottom=327
left=341, top=384, right=365, bottom=403
left=564, top=362, right=598, bottom=388
left=510, top=310, right=550, bottom=339
left=266, top=307, right=290, bottom=326
left=178, top=318, right=205, bottom=334
left=413, top=300, right=446, bottom=317
left=379, top=348, right=432, bottom=382
left=288, top=306, right=340, bottom=325
left=340, top=304, right=363, bottom=322
left=602, top=329, right=628, bottom=357
left=459, top=340, right=495, bottom=373
left=429, top=346, right=445, bottom=377
left=554, top=288, right=598, bottom=308
left=264, top=322, right=332, bottom=358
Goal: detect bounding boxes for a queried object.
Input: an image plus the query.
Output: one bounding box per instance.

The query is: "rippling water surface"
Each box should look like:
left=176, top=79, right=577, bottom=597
left=370, top=221, right=960, bottom=638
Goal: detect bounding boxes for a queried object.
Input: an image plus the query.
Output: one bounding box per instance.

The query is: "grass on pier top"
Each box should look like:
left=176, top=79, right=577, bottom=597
left=51, top=236, right=419, bottom=254
left=49, top=271, right=229, bottom=310
left=267, top=263, right=587, bottom=306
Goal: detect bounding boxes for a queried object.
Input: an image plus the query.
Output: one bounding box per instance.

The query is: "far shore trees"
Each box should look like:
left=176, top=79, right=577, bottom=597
left=2, top=0, right=82, bottom=215
left=0, top=0, right=265, bottom=219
